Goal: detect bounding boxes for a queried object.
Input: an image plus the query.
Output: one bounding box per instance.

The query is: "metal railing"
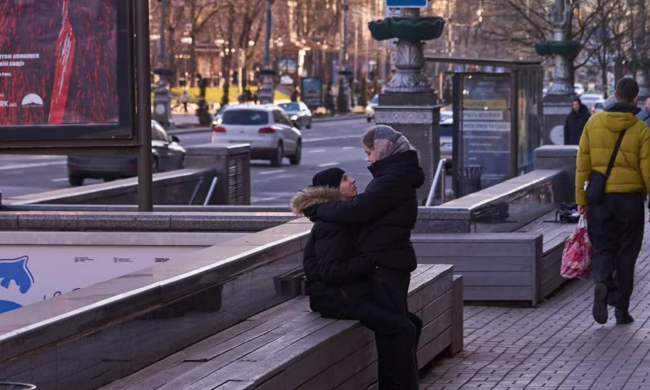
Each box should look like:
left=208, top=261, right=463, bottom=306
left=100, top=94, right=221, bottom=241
left=425, top=159, right=447, bottom=207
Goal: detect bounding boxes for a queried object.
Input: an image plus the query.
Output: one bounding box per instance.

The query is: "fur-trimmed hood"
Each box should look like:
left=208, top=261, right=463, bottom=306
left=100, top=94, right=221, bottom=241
left=290, top=186, right=345, bottom=218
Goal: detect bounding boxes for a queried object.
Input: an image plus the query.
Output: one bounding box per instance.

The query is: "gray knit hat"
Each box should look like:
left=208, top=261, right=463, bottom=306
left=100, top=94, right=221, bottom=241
left=373, top=125, right=415, bottom=161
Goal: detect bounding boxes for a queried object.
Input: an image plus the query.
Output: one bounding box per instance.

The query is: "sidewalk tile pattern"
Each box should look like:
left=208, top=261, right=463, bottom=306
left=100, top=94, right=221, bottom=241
left=421, top=232, right=650, bottom=390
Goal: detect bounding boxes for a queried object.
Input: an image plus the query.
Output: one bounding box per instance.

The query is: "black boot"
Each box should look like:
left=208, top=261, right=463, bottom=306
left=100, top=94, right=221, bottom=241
left=593, top=283, right=608, bottom=324
left=615, top=308, right=634, bottom=325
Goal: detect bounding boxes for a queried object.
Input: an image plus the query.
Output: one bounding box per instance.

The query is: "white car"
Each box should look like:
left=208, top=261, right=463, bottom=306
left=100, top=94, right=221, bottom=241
left=580, top=94, right=602, bottom=111
left=366, top=94, right=379, bottom=122
left=440, top=116, right=453, bottom=167
left=212, top=105, right=302, bottom=166
left=574, top=84, right=585, bottom=96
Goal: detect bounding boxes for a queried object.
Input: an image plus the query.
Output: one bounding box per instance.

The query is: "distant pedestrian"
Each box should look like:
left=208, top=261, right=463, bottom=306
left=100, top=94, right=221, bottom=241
left=180, top=90, right=190, bottom=113
left=637, top=97, right=650, bottom=127
left=564, top=98, right=591, bottom=145
left=576, top=77, right=650, bottom=325
left=252, top=93, right=259, bottom=105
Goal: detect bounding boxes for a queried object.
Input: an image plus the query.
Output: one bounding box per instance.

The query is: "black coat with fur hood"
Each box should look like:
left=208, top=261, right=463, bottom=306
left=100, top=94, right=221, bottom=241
left=290, top=186, right=376, bottom=315
left=314, top=150, right=424, bottom=272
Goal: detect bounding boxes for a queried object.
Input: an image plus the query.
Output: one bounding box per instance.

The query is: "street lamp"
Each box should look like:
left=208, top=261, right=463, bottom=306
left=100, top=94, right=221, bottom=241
left=337, top=0, right=352, bottom=113
left=152, top=0, right=173, bottom=128
left=258, top=0, right=275, bottom=104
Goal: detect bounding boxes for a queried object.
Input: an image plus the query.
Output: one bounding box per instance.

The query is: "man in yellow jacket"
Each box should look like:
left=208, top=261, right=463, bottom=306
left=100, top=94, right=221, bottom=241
left=576, top=77, right=650, bottom=325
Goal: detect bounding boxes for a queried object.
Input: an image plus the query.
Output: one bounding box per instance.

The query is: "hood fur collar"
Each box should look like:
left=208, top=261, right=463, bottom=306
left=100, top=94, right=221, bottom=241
left=290, top=186, right=345, bottom=216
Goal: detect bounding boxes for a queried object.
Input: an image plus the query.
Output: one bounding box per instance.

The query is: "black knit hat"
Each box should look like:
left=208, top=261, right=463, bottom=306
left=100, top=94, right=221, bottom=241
left=312, top=168, right=345, bottom=189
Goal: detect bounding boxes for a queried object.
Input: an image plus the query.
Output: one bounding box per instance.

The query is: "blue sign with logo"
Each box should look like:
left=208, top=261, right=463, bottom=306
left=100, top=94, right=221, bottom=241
left=0, top=256, right=34, bottom=314
left=386, top=0, right=427, bottom=7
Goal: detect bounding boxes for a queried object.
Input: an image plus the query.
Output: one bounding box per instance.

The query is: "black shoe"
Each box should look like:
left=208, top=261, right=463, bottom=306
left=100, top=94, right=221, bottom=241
left=615, top=309, right=634, bottom=325
left=593, top=283, right=608, bottom=324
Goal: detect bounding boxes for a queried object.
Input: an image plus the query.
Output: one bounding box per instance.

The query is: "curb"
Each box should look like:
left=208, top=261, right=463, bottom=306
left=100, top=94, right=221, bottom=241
left=313, top=114, right=365, bottom=123
left=167, top=127, right=209, bottom=135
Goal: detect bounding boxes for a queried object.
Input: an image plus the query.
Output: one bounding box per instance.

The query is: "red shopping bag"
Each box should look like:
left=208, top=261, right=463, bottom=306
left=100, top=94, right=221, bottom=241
left=561, top=216, right=592, bottom=280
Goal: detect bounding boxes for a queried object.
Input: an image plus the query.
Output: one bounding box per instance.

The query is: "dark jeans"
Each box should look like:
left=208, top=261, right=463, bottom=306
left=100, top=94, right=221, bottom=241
left=347, top=299, right=420, bottom=390
left=588, top=193, right=645, bottom=311
left=373, top=268, right=423, bottom=388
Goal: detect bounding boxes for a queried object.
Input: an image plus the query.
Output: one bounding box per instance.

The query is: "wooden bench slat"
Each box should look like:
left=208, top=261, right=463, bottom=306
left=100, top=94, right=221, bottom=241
left=185, top=311, right=320, bottom=362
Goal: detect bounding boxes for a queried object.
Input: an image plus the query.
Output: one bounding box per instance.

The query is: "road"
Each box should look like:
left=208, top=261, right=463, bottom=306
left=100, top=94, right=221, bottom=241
left=0, top=117, right=375, bottom=206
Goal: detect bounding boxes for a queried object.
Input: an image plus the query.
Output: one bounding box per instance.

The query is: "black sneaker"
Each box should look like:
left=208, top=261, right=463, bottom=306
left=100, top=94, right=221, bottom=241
left=615, top=309, right=634, bottom=325
left=593, top=283, right=608, bottom=324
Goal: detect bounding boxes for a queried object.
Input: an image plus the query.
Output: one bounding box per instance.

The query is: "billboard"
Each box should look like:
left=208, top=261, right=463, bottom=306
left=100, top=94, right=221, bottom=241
left=0, top=0, right=134, bottom=143
left=301, top=77, right=323, bottom=108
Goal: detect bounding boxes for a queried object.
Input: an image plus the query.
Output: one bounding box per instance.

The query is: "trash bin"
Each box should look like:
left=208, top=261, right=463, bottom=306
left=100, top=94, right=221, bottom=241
left=0, top=383, right=37, bottom=390
left=453, top=166, right=483, bottom=198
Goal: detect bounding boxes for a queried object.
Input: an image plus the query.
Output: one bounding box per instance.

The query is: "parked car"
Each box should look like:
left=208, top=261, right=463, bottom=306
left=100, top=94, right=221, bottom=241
left=278, top=102, right=312, bottom=129
left=213, top=104, right=238, bottom=125
left=592, top=98, right=606, bottom=114
left=440, top=116, right=453, bottom=167
left=67, top=120, right=186, bottom=186
left=574, top=84, right=585, bottom=96
left=366, top=94, right=379, bottom=122
left=580, top=94, right=602, bottom=112
left=212, top=104, right=302, bottom=167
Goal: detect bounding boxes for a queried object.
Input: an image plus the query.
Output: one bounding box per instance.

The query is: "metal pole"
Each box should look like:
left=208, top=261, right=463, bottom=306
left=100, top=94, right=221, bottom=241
left=136, top=0, right=153, bottom=211
left=354, top=19, right=359, bottom=82
left=159, top=0, right=166, bottom=71
left=259, top=0, right=274, bottom=103
left=342, top=1, right=348, bottom=69
left=264, top=0, right=271, bottom=69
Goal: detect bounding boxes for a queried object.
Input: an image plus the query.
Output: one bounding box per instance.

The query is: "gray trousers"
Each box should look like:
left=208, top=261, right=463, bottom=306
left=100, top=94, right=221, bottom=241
left=588, top=193, right=645, bottom=311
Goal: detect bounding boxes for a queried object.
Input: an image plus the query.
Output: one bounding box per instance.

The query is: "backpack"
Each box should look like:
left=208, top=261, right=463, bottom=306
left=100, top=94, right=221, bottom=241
left=556, top=202, right=580, bottom=223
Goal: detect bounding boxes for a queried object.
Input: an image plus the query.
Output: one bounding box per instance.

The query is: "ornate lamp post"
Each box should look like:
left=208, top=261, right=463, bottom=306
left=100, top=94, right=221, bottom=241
left=258, top=0, right=275, bottom=104
left=535, top=0, right=578, bottom=96
left=367, top=2, right=446, bottom=203
left=535, top=0, right=581, bottom=145
left=152, top=0, right=174, bottom=128
left=337, top=0, right=352, bottom=113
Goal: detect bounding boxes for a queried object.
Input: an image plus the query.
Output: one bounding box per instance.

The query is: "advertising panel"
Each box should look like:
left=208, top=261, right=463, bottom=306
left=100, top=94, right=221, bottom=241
left=0, top=245, right=204, bottom=315
left=0, top=0, right=134, bottom=143
left=301, top=77, right=323, bottom=108
left=459, top=74, right=512, bottom=187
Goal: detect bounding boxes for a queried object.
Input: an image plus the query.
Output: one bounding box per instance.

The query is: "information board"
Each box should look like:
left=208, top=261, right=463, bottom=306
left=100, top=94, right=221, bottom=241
left=0, top=0, right=134, bottom=143
left=457, top=74, right=512, bottom=187
left=301, top=77, right=323, bottom=108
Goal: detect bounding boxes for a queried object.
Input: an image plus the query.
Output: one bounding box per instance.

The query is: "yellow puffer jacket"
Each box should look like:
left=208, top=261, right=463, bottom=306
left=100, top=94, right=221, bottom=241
left=575, top=106, right=650, bottom=206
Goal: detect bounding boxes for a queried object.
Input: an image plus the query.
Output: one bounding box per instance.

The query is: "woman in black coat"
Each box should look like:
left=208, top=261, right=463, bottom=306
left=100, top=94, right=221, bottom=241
left=291, top=168, right=420, bottom=390
left=564, top=98, right=591, bottom=145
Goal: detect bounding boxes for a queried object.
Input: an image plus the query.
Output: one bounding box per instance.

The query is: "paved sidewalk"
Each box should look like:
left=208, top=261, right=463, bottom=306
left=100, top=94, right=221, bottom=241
left=421, top=230, right=650, bottom=390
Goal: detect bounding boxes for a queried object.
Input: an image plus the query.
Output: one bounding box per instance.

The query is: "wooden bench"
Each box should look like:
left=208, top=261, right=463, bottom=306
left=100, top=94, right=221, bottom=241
left=516, top=210, right=576, bottom=299
left=99, top=265, right=463, bottom=390
left=414, top=211, right=575, bottom=307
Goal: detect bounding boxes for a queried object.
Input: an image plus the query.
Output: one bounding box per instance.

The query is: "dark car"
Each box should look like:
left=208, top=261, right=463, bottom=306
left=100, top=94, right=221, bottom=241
left=67, top=120, right=186, bottom=186
left=278, top=102, right=312, bottom=129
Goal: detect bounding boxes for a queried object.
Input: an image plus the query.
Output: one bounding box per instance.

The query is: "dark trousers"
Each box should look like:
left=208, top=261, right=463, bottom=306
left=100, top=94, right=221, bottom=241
left=372, top=268, right=422, bottom=389
left=346, top=299, right=419, bottom=390
left=588, top=193, right=645, bottom=311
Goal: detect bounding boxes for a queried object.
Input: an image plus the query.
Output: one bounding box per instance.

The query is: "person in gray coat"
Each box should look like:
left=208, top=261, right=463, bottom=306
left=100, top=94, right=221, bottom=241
left=637, top=97, right=650, bottom=127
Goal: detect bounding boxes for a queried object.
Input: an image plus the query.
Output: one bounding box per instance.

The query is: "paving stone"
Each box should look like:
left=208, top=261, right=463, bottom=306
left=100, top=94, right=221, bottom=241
left=421, top=225, right=650, bottom=390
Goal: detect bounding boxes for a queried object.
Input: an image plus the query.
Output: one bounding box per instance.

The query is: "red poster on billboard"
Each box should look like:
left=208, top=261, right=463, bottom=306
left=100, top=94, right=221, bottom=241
left=0, top=0, right=133, bottom=143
